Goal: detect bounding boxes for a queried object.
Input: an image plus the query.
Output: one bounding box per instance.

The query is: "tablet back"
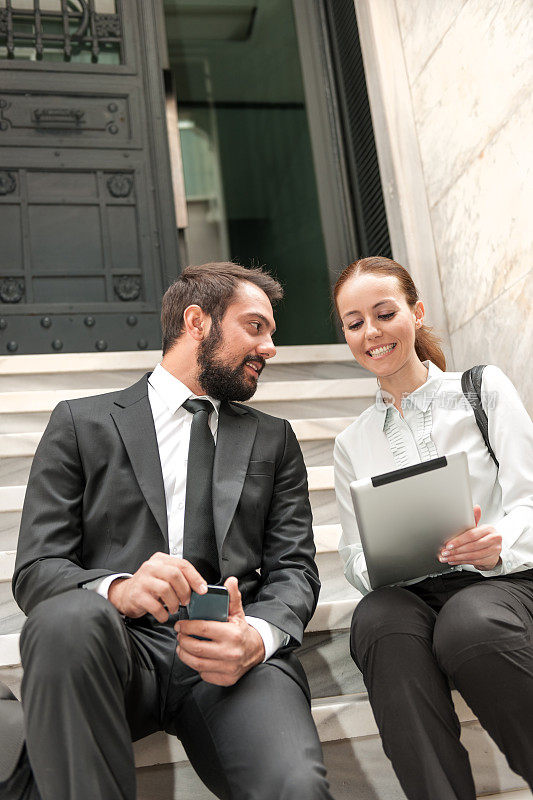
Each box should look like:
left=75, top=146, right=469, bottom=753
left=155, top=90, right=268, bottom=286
left=350, top=452, right=474, bottom=590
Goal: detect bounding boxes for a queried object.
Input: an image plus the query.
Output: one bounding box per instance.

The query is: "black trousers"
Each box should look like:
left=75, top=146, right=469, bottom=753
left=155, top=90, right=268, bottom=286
left=350, top=569, right=533, bottom=800
left=12, top=589, right=331, bottom=800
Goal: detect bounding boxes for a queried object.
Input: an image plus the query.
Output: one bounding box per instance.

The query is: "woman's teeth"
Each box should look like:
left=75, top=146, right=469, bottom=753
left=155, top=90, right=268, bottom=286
left=368, top=343, right=396, bottom=358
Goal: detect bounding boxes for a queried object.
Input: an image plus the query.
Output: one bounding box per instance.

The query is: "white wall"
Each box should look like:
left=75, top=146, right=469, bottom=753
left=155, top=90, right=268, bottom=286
left=394, top=0, right=533, bottom=413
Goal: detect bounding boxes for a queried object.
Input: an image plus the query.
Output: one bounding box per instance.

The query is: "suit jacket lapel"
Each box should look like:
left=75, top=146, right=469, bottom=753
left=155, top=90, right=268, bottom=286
left=212, top=401, right=258, bottom=551
left=110, top=373, right=168, bottom=545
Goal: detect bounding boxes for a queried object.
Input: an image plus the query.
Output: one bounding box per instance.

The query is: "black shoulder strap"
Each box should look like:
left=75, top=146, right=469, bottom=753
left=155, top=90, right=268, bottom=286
left=461, top=365, right=499, bottom=468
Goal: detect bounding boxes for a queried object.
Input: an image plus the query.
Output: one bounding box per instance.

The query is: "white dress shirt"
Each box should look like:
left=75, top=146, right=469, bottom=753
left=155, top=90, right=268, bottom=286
left=89, top=363, right=289, bottom=660
left=334, top=361, right=533, bottom=595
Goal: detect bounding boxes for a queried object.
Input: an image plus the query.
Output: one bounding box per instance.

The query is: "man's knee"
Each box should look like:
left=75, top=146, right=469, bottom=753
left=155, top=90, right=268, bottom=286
left=433, top=584, right=530, bottom=677
left=20, top=589, right=124, bottom=676
left=350, top=587, right=434, bottom=669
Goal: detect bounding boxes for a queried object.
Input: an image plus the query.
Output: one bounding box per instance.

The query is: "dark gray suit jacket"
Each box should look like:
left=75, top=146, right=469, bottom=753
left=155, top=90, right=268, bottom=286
left=13, top=374, right=320, bottom=674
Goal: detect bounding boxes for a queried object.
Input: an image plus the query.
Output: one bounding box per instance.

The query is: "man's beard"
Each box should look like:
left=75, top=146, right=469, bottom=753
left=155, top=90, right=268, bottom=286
left=197, top=322, right=265, bottom=402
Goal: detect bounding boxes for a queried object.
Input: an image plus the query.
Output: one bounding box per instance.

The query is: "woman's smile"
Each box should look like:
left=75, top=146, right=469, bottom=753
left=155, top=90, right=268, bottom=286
left=366, top=342, right=397, bottom=359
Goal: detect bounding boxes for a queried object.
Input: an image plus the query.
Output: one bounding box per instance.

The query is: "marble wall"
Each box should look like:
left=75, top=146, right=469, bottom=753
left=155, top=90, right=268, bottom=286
left=393, top=0, right=533, bottom=413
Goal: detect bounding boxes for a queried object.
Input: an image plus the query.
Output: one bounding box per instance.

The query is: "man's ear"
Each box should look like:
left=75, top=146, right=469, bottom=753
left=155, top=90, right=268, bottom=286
left=183, top=305, right=210, bottom=341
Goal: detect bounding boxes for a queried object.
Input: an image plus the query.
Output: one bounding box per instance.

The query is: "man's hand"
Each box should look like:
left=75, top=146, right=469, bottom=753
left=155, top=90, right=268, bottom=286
left=439, top=505, right=502, bottom=571
left=107, top=553, right=207, bottom=622
left=175, top=577, right=265, bottom=686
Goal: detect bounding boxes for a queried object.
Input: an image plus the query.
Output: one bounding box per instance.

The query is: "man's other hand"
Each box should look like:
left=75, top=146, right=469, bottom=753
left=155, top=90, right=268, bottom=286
left=107, top=553, right=207, bottom=622
left=175, top=577, right=265, bottom=686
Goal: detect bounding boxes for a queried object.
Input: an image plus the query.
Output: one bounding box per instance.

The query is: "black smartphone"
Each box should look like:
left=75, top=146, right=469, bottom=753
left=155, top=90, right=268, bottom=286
left=188, top=585, right=229, bottom=622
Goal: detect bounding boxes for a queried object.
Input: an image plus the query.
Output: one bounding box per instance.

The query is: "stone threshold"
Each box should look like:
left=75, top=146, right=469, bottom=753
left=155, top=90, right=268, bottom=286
left=0, top=345, right=356, bottom=375
left=0, top=378, right=375, bottom=413
left=0, top=418, right=355, bottom=457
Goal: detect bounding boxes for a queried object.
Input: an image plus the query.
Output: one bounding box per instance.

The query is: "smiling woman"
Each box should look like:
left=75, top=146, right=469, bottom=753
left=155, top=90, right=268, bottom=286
left=334, top=256, right=446, bottom=392
left=332, top=255, right=533, bottom=799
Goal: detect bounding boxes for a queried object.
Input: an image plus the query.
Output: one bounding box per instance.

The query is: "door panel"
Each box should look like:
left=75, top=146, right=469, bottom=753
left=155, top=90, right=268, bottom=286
left=0, top=0, right=180, bottom=354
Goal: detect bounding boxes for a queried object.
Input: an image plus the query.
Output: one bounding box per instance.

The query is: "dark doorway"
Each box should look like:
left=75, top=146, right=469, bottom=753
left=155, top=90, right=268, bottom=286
left=164, top=0, right=335, bottom=346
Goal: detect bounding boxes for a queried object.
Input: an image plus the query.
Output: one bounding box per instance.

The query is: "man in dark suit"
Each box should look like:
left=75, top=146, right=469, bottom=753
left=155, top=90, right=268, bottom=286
left=7, top=263, right=332, bottom=800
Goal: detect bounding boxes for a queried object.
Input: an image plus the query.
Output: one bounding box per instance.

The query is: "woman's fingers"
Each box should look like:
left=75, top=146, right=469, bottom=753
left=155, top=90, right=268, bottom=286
left=444, top=525, right=492, bottom=551
left=439, top=523, right=501, bottom=570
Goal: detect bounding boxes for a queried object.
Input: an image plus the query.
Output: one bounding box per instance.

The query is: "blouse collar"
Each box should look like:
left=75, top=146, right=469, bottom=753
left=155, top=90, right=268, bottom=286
left=374, top=361, right=444, bottom=426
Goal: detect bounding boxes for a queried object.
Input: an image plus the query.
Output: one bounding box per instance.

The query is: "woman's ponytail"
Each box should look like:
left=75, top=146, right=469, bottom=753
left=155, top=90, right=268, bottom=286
left=414, top=324, right=446, bottom=371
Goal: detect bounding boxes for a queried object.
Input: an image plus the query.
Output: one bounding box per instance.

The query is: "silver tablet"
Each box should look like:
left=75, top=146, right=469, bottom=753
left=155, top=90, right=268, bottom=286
left=349, top=452, right=475, bottom=590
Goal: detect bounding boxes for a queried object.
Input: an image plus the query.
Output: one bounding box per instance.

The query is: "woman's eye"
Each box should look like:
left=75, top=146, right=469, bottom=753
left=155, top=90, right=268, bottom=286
left=378, top=312, right=395, bottom=320
left=250, top=321, right=260, bottom=331
left=348, top=321, right=363, bottom=330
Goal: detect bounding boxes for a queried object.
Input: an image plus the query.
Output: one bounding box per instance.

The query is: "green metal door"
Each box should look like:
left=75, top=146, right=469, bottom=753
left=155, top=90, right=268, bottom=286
left=0, top=0, right=179, bottom=354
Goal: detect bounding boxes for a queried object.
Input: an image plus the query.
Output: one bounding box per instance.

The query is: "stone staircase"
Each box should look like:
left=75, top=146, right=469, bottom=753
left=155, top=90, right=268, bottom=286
left=0, top=346, right=530, bottom=800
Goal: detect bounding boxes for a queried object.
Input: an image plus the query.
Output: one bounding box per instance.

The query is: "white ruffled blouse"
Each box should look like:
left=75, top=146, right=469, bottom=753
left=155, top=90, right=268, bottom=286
left=334, top=361, right=533, bottom=595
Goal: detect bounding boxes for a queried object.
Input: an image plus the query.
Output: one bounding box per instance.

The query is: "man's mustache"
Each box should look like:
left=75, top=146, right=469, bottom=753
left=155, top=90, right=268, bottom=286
left=241, top=356, right=266, bottom=375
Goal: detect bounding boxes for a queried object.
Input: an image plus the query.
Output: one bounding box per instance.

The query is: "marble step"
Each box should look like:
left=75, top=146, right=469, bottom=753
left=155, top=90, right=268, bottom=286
left=0, top=457, right=32, bottom=488
left=0, top=445, right=337, bottom=488
left=0, top=418, right=354, bottom=456
left=0, top=361, right=369, bottom=392
left=0, top=659, right=526, bottom=800
left=0, top=488, right=341, bottom=555
left=0, top=511, right=21, bottom=553
left=0, top=525, right=342, bottom=586
left=134, top=690, right=480, bottom=769
left=0, top=437, right=339, bottom=487
left=0, top=473, right=340, bottom=550
left=0, top=550, right=15, bottom=581
left=2, top=658, right=510, bottom=800
left=0, top=664, right=483, bottom=771
left=0, top=378, right=375, bottom=412
left=0, top=398, right=368, bottom=434
left=1, top=466, right=334, bottom=510
left=0, top=345, right=355, bottom=375
left=0, top=544, right=344, bottom=632
left=0, top=410, right=358, bottom=436
left=0, top=624, right=359, bottom=705
left=0, top=547, right=355, bottom=665
left=297, top=629, right=361, bottom=698
left=134, top=732, right=530, bottom=800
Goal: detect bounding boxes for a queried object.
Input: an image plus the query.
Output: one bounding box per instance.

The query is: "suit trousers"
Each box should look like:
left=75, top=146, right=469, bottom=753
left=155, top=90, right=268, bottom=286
left=16, top=589, right=331, bottom=800
left=350, top=569, right=533, bottom=800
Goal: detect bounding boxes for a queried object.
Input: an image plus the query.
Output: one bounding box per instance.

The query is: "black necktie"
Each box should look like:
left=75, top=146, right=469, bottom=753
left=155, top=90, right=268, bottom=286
left=182, top=398, right=220, bottom=585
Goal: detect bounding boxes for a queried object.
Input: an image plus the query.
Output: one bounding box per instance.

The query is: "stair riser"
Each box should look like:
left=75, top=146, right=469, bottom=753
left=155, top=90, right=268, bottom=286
left=0, top=458, right=31, bottom=488
left=135, top=729, right=529, bottom=800
left=249, top=397, right=370, bottom=419
left=0, top=545, right=338, bottom=587
left=0, top=629, right=362, bottom=702
left=0, top=361, right=368, bottom=393
left=0, top=447, right=336, bottom=488
left=0, top=547, right=352, bottom=638
left=0, top=413, right=52, bottom=435
left=0, top=398, right=368, bottom=427
left=300, top=440, right=335, bottom=467
left=0, top=513, right=20, bottom=552
left=0, top=488, right=339, bottom=542
left=310, top=490, right=338, bottom=527
left=0, top=688, right=524, bottom=800
left=321, top=729, right=528, bottom=800
left=297, top=630, right=362, bottom=698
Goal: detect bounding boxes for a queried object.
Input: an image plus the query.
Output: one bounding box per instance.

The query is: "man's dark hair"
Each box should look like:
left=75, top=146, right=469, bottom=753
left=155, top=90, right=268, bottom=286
left=161, top=262, right=283, bottom=355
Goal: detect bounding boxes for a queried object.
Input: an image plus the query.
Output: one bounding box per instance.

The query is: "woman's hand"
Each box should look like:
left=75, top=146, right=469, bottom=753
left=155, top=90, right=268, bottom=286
left=438, top=505, right=502, bottom=571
